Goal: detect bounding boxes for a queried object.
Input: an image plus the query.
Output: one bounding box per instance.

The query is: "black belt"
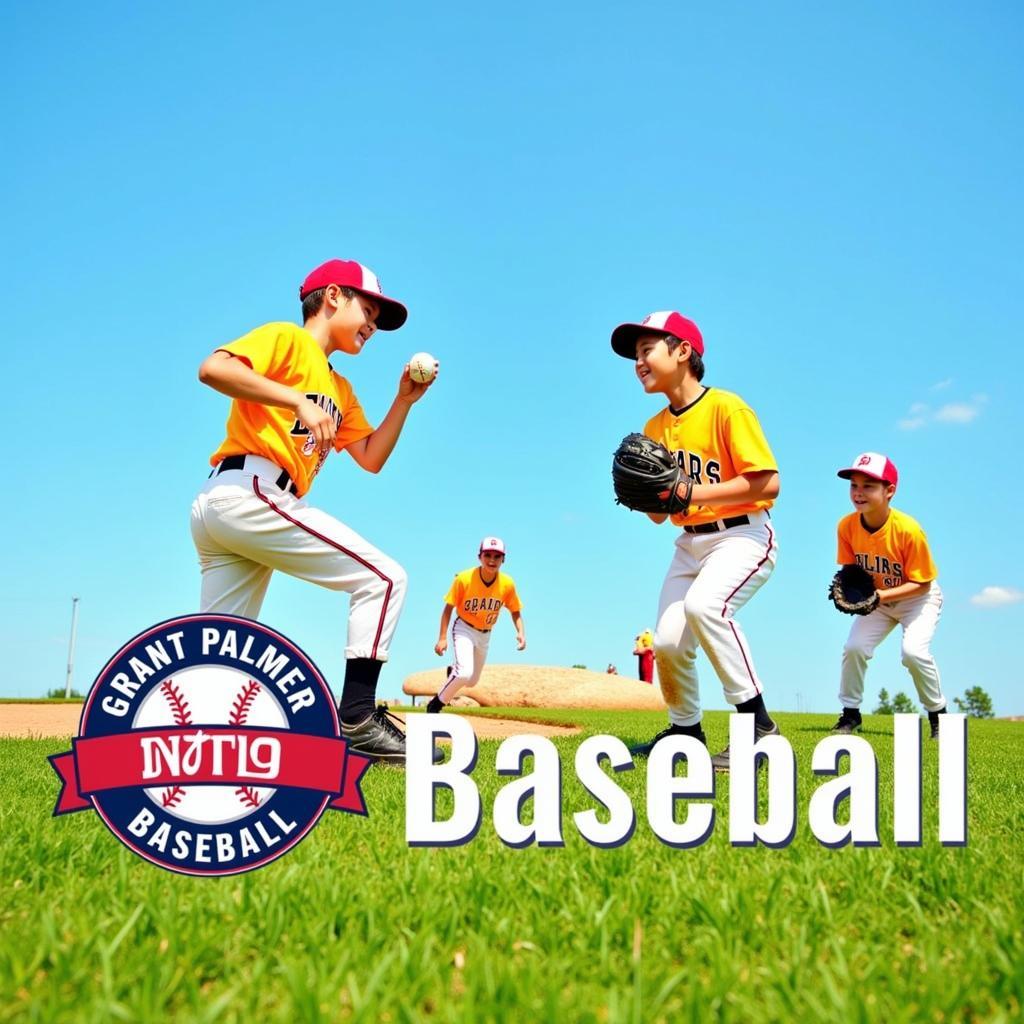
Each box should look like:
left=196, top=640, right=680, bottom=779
left=212, top=454, right=298, bottom=495
left=456, top=617, right=491, bottom=634
left=684, top=514, right=750, bottom=535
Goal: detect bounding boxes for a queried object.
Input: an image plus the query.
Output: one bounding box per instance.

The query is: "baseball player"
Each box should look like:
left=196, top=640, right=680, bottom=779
left=831, top=453, right=947, bottom=738
left=633, top=628, right=655, bottom=683
left=190, top=258, right=437, bottom=764
left=426, top=537, right=526, bottom=712
left=611, top=311, right=781, bottom=771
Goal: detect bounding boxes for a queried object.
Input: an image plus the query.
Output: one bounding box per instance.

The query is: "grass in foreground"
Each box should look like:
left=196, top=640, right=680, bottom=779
left=1, top=710, right=1022, bottom=1022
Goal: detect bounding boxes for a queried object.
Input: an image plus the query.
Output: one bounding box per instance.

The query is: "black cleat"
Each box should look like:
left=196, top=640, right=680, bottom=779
left=426, top=695, right=445, bottom=714
left=629, top=724, right=707, bottom=758
left=831, top=708, right=863, bottom=735
left=928, top=707, right=946, bottom=740
left=342, top=705, right=408, bottom=763
left=342, top=705, right=445, bottom=764
left=711, top=720, right=781, bottom=773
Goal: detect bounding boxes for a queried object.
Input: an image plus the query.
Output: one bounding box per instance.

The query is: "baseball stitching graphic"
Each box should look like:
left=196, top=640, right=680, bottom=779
left=137, top=665, right=287, bottom=826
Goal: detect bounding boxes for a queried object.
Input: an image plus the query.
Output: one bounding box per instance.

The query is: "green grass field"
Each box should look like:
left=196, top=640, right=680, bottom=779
left=2, top=710, right=1022, bottom=1022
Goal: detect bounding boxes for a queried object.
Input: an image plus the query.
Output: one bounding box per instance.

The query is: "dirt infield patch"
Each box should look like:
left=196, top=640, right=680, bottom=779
left=405, top=664, right=665, bottom=710
left=0, top=704, right=579, bottom=740
left=396, top=712, right=579, bottom=739
left=0, top=704, right=82, bottom=738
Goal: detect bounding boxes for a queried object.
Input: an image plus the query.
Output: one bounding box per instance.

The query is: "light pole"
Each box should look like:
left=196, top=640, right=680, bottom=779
left=64, top=597, right=80, bottom=699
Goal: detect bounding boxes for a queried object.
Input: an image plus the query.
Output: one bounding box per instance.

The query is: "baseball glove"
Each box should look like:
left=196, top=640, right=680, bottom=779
left=612, top=433, right=693, bottom=515
left=828, top=564, right=879, bottom=616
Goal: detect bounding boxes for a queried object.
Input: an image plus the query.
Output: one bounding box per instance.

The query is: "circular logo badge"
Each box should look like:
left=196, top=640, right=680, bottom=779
left=50, top=615, right=369, bottom=876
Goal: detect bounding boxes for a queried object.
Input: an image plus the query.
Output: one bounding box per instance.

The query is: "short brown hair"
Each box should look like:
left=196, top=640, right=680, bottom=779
left=663, top=334, right=705, bottom=382
left=302, top=285, right=357, bottom=323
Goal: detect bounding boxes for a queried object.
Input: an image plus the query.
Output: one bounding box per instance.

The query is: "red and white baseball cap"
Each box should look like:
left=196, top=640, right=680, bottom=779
left=611, top=311, right=704, bottom=359
left=479, top=536, right=506, bottom=555
left=837, top=452, right=899, bottom=488
left=299, top=259, right=408, bottom=331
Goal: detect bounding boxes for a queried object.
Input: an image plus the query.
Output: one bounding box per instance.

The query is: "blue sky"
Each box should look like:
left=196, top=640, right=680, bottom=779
left=2, top=2, right=1021, bottom=714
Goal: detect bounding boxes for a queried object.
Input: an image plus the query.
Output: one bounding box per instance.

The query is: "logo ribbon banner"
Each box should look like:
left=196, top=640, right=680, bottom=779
left=50, top=728, right=369, bottom=816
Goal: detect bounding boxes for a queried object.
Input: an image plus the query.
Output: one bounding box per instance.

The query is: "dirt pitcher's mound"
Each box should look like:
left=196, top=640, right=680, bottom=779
left=394, top=712, right=579, bottom=739
left=404, top=664, right=666, bottom=710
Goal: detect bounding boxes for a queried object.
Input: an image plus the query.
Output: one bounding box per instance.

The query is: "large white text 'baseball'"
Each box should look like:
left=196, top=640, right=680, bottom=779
left=404, top=715, right=967, bottom=848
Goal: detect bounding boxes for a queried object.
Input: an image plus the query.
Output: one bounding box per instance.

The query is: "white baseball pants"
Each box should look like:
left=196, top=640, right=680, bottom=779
left=653, top=511, right=777, bottom=728
left=438, top=617, right=491, bottom=703
left=190, top=458, right=407, bottom=661
left=839, top=583, right=945, bottom=711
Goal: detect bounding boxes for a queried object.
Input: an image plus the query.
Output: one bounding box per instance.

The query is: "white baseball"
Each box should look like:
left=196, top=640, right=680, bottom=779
left=408, top=352, right=438, bottom=384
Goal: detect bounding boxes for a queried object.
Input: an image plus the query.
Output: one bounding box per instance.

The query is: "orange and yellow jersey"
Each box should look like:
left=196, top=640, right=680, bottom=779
left=208, top=322, right=374, bottom=498
left=837, top=508, right=938, bottom=591
left=444, top=568, right=522, bottom=631
left=644, top=388, right=777, bottom=527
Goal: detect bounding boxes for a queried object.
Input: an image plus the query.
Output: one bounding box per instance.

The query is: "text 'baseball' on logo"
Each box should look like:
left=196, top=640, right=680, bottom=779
left=50, top=615, right=371, bottom=876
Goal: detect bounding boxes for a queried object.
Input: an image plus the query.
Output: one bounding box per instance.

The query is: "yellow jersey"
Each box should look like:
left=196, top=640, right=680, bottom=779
left=444, top=568, right=522, bottom=631
left=837, top=508, right=938, bottom=591
left=644, top=388, right=777, bottom=527
left=209, top=322, right=373, bottom=497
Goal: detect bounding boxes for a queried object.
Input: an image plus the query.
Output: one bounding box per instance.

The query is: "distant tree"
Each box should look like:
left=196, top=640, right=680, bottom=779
left=873, top=689, right=894, bottom=715
left=891, top=692, right=918, bottom=714
left=572, top=664, right=587, bottom=670
left=44, top=688, right=83, bottom=699
left=953, top=686, right=995, bottom=719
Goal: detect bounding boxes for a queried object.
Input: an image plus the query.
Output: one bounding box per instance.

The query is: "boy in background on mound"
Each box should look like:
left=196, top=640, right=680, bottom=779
left=427, top=537, right=526, bottom=712
left=831, top=452, right=948, bottom=738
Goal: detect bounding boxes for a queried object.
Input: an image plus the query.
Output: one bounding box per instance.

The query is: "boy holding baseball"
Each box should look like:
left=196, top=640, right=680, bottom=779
left=427, top=537, right=526, bottom=712
left=610, top=311, right=781, bottom=771
left=831, top=453, right=947, bottom=738
left=191, top=258, right=437, bottom=764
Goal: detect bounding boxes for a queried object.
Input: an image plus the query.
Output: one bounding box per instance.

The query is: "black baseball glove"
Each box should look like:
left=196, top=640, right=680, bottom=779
left=828, top=564, right=879, bottom=615
left=612, top=433, right=693, bottom=515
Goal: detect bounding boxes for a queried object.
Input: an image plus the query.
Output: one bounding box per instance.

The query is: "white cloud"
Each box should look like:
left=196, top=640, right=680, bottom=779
left=935, top=403, right=980, bottom=423
left=935, top=395, right=987, bottom=424
left=970, top=586, right=1024, bottom=608
left=897, top=415, right=928, bottom=431
left=896, top=393, right=987, bottom=430
left=929, top=378, right=953, bottom=391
